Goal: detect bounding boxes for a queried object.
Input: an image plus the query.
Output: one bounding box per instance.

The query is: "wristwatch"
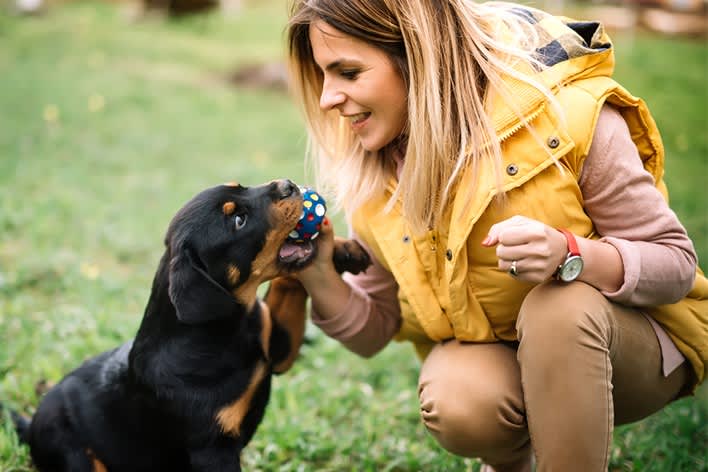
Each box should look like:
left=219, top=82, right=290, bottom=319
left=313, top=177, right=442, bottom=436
left=554, top=228, right=584, bottom=282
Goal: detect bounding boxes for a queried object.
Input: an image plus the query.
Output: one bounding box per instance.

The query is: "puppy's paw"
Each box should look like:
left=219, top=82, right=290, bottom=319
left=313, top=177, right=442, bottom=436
left=332, top=237, right=372, bottom=275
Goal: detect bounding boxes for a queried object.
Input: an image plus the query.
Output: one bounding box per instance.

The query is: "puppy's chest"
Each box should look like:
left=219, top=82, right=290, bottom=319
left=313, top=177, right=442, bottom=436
left=214, top=358, right=271, bottom=439
left=214, top=305, right=274, bottom=438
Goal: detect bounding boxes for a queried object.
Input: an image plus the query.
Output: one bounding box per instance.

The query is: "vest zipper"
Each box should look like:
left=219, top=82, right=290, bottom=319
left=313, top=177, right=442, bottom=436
left=496, top=102, right=547, bottom=144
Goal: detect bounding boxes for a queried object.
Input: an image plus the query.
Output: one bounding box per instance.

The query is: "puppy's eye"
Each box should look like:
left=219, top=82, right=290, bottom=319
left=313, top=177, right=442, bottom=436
left=234, top=213, right=247, bottom=230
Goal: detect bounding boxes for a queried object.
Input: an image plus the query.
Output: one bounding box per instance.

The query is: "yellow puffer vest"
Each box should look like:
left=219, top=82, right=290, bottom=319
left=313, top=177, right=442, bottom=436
left=351, top=12, right=707, bottom=390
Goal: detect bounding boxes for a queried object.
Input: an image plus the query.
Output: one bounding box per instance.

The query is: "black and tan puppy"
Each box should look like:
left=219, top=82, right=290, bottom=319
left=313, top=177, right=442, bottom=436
left=9, top=180, right=370, bottom=472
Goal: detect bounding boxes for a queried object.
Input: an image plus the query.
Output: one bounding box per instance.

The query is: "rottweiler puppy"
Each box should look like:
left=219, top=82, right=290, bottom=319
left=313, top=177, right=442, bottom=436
left=9, top=179, right=370, bottom=472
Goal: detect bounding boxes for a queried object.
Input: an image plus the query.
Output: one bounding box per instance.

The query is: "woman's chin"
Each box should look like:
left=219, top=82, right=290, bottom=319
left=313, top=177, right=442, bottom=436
left=357, top=128, right=406, bottom=153
left=358, top=136, right=388, bottom=153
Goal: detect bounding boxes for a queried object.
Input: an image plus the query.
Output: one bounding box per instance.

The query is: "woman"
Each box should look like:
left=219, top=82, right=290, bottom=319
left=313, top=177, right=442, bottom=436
left=285, top=1, right=707, bottom=470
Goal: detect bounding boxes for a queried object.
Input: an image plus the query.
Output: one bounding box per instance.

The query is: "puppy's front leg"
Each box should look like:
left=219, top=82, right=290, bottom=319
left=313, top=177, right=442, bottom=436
left=264, top=277, right=308, bottom=374
left=265, top=238, right=371, bottom=373
left=332, top=237, right=372, bottom=275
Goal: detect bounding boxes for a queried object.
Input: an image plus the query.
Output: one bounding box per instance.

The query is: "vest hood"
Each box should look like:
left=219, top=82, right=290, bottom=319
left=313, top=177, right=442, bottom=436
left=489, top=8, right=614, bottom=140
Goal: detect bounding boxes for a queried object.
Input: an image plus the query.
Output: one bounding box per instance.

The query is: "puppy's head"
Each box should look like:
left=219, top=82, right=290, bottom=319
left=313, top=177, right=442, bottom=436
left=165, top=179, right=313, bottom=324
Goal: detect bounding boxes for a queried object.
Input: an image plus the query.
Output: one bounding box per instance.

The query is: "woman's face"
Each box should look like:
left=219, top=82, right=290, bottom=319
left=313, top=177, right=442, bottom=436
left=309, top=20, right=407, bottom=152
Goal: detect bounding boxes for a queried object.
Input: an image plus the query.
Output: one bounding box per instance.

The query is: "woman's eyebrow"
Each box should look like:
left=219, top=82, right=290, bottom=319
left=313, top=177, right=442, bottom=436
left=325, top=58, right=364, bottom=71
left=324, top=60, right=343, bottom=71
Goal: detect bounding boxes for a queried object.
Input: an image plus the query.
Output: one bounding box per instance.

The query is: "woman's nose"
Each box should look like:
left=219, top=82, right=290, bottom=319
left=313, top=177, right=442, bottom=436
left=319, top=80, right=346, bottom=111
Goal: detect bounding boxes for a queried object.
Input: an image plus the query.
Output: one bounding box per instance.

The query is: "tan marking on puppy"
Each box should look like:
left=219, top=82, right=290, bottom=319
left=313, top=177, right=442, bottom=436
left=233, top=230, right=283, bottom=308
left=258, top=300, right=272, bottom=360
left=233, top=197, right=302, bottom=308
left=226, top=264, right=240, bottom=287
left=264, top=277, right=308, bottom=374
left=216, top=362, right=268, bottom=437
left=222, top=201, right=236, bottom=216
left=86, top=449, right=108, bottom=472
left=224, top=181, right=239, bottom=187
left=93, top=459, right=108, bottom=472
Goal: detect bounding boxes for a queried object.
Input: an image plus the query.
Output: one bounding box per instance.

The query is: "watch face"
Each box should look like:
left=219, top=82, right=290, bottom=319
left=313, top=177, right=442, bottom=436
left=559, top=256, right=584, bottom=282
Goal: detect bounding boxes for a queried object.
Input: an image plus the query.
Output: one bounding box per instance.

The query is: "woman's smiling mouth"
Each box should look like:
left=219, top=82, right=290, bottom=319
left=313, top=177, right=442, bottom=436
left=348, top=112, right=371, bottom=129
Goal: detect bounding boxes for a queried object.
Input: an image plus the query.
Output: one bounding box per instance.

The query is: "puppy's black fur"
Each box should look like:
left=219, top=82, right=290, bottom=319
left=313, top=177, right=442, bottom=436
left=9, top=180, right=370, bottom=472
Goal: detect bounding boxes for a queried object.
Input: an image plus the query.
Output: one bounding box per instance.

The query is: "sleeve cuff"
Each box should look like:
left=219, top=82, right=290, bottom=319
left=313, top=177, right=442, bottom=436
left=310, top=283, right=372, bottom=340
left=598, top=236, right=640, bottom=303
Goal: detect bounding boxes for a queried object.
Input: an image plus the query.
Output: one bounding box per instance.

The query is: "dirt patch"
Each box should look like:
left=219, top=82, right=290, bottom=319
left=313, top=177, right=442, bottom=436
left=229, top=62, right=288, bottom=93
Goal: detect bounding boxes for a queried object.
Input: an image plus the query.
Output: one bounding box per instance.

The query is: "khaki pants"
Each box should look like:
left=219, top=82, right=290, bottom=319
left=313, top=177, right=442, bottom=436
left=418, top=281, right=689, bottom=471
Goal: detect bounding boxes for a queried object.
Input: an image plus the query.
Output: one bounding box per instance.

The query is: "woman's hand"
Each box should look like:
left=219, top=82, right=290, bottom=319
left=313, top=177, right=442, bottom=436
left=294, top=217, right=358, bottom=320
left=481, top=215, right=567, bottom=283
left=295, top=217, right=338, bottom=286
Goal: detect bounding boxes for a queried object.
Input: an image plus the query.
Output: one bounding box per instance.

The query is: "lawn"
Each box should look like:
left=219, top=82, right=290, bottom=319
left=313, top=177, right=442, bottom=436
left=0, top=1, right=706, bottom=471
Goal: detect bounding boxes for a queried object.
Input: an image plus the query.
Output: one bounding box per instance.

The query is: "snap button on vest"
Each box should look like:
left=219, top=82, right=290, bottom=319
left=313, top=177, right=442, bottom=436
left=506, top=164, right=518, bottom=176
left=445, top=249, right=453, bottom=261
left=547, top=136, right=560, bottom=148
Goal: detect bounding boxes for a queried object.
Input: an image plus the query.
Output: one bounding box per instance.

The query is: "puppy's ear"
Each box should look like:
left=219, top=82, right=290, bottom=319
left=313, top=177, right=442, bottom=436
left=168, top=246, right=238, bottom=324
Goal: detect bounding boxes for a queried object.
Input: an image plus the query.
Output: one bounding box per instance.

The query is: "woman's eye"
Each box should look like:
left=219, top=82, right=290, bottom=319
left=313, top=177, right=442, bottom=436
left=341, top=70, right=360, bottom=80
left=234, top=214, right=247, bottom=230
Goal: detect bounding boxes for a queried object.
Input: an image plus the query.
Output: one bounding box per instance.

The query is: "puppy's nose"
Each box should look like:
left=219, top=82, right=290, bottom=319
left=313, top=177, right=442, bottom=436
left=276, top=179, right=299, bottom=199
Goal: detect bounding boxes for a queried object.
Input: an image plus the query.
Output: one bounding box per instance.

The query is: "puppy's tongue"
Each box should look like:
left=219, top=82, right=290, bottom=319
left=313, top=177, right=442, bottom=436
left=278, top=241, right=313, bottom=262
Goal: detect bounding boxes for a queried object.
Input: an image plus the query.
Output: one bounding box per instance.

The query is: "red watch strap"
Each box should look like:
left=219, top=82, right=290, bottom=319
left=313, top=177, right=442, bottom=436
left=557, top=228, right=580, bottom=256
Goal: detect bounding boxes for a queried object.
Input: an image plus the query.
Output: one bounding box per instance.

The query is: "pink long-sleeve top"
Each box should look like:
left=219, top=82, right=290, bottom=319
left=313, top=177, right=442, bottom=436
left=311, top=105, right=697, bottom=375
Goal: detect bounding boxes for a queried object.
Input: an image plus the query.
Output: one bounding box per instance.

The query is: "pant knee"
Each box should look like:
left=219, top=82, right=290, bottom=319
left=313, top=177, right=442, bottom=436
left=418, top=344, right=529, bottom=462
left=517, top=281, right=612, bottom=350
left=419, top=379, right=529, bottom=460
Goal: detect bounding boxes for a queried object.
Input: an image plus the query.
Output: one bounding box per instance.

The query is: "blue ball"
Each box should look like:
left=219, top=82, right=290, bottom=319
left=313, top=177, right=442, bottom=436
left=288, top=187, right=326, bottom=242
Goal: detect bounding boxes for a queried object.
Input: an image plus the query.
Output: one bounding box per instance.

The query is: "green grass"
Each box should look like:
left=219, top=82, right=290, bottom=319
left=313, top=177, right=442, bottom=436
left=0, top=2, right=706, bottom=471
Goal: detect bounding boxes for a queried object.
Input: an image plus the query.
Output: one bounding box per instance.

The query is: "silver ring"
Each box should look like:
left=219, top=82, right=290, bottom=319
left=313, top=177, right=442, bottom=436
left=509, top=260, right=518, bottom=277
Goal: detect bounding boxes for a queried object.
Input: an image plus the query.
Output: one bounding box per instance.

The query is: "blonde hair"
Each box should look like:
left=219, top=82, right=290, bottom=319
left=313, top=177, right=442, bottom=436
left=287, top=0, right=557, bottom=233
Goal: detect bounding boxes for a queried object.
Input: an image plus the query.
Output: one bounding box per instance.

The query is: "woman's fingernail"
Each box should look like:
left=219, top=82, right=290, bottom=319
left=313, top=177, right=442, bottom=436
left=481, top=236, right=491, bottom=246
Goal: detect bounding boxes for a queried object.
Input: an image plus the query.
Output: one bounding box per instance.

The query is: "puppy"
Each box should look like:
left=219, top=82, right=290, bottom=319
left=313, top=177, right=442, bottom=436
left=9, top=180, right=370, bottom=471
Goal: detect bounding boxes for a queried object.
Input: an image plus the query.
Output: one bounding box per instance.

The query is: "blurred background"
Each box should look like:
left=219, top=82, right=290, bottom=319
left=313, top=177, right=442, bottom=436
left=0, top=0, right=705, bottom=470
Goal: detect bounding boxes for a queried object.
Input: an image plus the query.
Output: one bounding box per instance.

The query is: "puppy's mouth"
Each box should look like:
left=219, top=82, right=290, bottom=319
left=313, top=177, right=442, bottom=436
left=273, top=179, right=318, bottom=271
left=278, top=239, right=316, bottom=271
